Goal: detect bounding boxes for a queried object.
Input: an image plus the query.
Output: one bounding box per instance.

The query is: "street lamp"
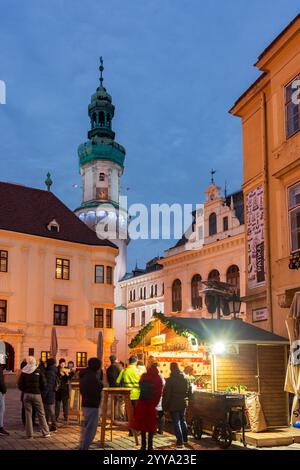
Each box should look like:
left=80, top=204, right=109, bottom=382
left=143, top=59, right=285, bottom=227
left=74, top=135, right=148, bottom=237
left=228, top=293, right=241, bottom=318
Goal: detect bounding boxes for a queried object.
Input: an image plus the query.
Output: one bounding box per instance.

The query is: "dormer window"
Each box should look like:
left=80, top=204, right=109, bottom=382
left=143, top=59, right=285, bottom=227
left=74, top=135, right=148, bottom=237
left=99, top=173, right=105, bottom=182
left=47, top=219, right=60, bottom=233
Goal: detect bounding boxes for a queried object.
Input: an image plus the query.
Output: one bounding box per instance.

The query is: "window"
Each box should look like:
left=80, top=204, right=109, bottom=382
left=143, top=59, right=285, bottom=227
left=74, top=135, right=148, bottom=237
left=0, top=300, right=7, bottom=322
left=28, top=348, right=34, bottom=356
left=106, top=266, right=113, bottom=285
left=133, top=290, right=136, bottom=301
left=172, top=279, right=182, bottom=312
left=285, top=75, right=300, bottom=138
left=154, top=284, right=158, bottom=296
left=94, top=308, right=104, bottom=328
left=41, top=351, right=50, bottom=363
left=150, top=285, right=154, bottom=298
left=162, top=283, right=164, bottom=295
left=139, top=288, right=143, bottom=300
left=129, top=291, right=132, bottom=302
left=131, top=312, right=135, bottom=328
left=223, top=216, right=229, bottom=232
left=47, top=219, right=60, bottom=233
left=208, top=269, right=220, bottom=282
left=106, top=113, right=111, bottom=127
left=209, top=212, right=217, bottom=236
left=226, top=265, right=240, bottom=295
left=99, top=172, right=105, bottom=182
left=76, top=352, right=87, bottom=368
left=56, top=258, right=70, bottom=280
left=288, top=182, right=300, bottom=253
left=54, top=304, right=68, bottom=326
left=141, top=311, right=146, bottom=326
left=191, top=274, right=202, bottom=310
left=0, top=251, right=8, bottom=272
left=144, top=287, right=146, bottom=299
left=106, top=309, right=113, bottom=328
left=99, top=111, right=105, bottom=127
left=95, top=265, right=104, bottom=283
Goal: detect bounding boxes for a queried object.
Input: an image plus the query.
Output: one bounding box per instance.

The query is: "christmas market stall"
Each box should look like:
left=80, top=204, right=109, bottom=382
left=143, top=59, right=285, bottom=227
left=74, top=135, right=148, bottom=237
left=129, top=312, right=290, bottom=448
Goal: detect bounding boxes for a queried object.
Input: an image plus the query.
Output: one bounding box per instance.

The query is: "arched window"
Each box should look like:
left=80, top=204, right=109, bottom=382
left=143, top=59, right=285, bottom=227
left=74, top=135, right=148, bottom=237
left=150, top=285, right=154, bottom=298
left=99, top=172, right=105, bottom=182
left=208, top=269, right=220, bottom=282
left=172, top=279, right=182, bottom=312
left=99, top=111, right=105, bottom=126
left=92, top=113, right=97, bottom=128
left=191, top=274, right=202, bottom=310
left=209, top=212, right=217, bottom=236
left=226, top=265, right=240, bottom=295
left=106, top=113, right=111, bottom=127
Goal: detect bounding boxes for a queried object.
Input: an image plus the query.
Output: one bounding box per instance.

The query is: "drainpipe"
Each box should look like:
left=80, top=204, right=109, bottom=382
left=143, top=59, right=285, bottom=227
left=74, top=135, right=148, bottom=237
left=261, top=91, right=274, bottom=332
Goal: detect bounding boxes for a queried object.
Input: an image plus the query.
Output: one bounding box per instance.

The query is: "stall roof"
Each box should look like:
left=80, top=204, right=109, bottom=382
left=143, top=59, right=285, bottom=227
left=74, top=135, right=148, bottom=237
left=171, top=318, right=288, bottom=345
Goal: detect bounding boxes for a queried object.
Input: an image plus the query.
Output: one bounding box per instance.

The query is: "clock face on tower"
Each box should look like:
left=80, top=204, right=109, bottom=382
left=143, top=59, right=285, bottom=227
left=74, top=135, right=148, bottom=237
left=96, top=187, right=108, bottom=200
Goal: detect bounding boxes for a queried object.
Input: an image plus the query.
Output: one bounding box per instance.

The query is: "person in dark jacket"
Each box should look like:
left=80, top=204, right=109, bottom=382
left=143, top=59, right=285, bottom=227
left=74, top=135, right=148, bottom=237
left=43, top=358, right=57, bottom=432
left=106, top=355, right=121, bottom=387
left=20, top=359, right=36, bottom=427
left=79, top=357, right=103, bottom=450
left=18, top=356, right=50, bottom=438
left=55, top=358, right=74, bottom=422
left=0, top=364, right=9, bottom=435
left=162, top=362, right=192, bottom=448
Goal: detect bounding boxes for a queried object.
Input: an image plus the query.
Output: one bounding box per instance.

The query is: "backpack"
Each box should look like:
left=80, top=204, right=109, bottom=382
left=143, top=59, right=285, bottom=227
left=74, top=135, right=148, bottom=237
left=139, top=379, right=155, bottom=401
left=54, top=374, right=61, bottom=392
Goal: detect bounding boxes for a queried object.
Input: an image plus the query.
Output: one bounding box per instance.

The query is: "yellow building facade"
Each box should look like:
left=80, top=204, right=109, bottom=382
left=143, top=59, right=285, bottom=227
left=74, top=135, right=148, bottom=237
left=230, top=14, right=300, bottom=337
left=0, top=182, right=118, bottom=371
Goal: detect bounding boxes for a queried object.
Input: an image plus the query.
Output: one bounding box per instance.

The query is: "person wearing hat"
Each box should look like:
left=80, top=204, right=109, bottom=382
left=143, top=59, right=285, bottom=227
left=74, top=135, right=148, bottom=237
left=18, top=356, right=50, bottom=439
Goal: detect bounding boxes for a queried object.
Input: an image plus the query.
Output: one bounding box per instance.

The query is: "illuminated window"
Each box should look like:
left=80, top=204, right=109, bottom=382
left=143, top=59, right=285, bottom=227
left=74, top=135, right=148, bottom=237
left=106, top=309, right=113, bottom=328
left=95, top=265, right=104, bottom=283
left=0, top=251, right=8, bottom=272
left=94, top=308, right=104, bottom=328
left=0, top=300, right=7, bottom=322
left=41, top=351, right=50, bottom=363
left=76, top=352, right=87, bottom=368
left=54, top=304, right=68, bottom=326
left=56, top=258, right=70, bottom=280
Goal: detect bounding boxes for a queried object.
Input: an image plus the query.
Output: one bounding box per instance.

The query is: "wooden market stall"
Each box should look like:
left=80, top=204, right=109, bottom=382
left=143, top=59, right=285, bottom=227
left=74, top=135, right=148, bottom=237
left=129, top=312, right=292, bottom=446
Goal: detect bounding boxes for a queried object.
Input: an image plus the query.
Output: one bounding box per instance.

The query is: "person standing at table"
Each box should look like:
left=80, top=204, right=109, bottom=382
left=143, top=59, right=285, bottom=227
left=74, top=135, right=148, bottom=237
left=79, top=357, right=103, bottom=450
left=43, top=358, right=58, bottom=432
left=55, top=358, right=74, bottom=422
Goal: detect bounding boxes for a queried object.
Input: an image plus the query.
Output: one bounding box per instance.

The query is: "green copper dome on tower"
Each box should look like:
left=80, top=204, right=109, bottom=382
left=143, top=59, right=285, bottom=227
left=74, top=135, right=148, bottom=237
left=78, top=57, right=126, bottom=169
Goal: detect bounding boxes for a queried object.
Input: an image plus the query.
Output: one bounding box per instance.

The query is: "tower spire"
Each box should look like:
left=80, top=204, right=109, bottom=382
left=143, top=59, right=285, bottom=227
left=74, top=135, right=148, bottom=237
left=99, top=56, right=104, bottom=87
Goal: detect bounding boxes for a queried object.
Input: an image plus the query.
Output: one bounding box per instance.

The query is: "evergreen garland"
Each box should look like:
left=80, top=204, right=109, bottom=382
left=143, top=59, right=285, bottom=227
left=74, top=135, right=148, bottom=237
left=129, top=311, right=196, bottom=349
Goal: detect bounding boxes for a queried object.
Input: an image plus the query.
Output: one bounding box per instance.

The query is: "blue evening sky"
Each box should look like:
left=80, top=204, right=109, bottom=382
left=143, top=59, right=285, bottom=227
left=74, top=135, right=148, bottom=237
left=0, top=1, right=299, bottom=272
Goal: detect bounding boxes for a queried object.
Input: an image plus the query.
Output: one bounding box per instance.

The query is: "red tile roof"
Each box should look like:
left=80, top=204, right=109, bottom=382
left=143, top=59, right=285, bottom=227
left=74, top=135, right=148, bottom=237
left=0, top=182, right=117, bottom=249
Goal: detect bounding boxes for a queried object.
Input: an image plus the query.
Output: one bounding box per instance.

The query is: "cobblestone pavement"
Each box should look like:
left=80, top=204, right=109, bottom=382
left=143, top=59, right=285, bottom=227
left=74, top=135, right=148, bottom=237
left=0, top=389, right=228, bottom=451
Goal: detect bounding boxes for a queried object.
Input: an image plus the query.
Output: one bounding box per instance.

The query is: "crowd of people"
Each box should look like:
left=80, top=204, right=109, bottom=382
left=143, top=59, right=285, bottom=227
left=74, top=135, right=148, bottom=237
left=0, top=354, right=193, bottom=451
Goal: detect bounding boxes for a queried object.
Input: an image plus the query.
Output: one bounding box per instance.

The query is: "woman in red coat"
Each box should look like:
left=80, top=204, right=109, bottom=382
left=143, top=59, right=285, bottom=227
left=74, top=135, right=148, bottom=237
left=131, top=364, right=163, bottom=450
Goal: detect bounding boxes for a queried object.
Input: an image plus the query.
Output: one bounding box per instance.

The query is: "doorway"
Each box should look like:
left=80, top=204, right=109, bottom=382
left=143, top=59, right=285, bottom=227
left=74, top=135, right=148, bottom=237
left=4, top=342, right=15, bottom=371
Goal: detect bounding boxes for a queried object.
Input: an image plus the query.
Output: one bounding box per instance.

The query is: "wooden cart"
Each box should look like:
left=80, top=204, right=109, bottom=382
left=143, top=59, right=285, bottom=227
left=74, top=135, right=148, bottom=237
left=187, top=390, right=247, bottom=449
